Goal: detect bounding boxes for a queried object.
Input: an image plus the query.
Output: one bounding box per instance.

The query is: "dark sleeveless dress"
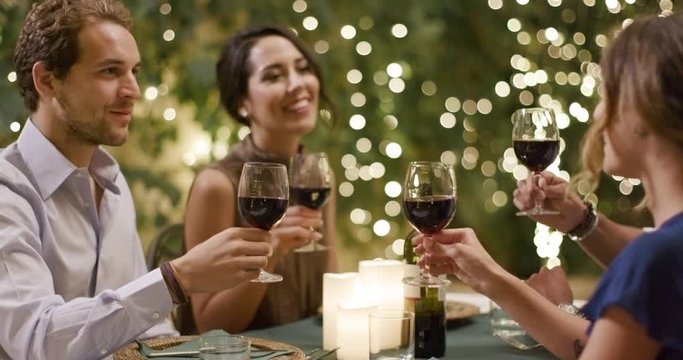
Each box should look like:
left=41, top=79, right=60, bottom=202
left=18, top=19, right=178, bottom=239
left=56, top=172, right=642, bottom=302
left=206, top=135, right=329, bottom=330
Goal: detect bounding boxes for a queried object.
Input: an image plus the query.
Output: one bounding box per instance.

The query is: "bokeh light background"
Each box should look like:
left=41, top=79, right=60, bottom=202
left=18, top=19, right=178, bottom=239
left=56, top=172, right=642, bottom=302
left=0, top=0, right=665, bottom=276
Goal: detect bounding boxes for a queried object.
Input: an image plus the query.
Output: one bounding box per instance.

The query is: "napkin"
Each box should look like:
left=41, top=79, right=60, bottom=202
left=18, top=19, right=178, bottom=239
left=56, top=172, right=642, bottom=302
left=137, top=329, right=294, bottom=359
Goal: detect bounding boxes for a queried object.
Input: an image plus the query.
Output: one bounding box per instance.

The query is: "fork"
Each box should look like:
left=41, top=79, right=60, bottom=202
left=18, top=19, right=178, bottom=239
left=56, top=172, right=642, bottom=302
left=146, top=348, right=292, bottom=358
left=251, top=349, right=295, bottom=358
left=304, top=348, right=320, bottom=356
left=305, top=347, right=339, bottom=360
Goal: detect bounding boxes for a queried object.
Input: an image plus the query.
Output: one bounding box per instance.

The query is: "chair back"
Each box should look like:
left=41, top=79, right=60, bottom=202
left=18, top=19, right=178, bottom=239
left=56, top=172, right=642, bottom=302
left=146, top=223, right=197, bottom=335
left=146, top=223, right=185, bottom=270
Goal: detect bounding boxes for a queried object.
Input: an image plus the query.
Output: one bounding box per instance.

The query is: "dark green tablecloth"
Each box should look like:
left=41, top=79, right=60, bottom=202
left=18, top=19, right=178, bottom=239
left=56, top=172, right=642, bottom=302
left=242, top=314, right=556, bottom=359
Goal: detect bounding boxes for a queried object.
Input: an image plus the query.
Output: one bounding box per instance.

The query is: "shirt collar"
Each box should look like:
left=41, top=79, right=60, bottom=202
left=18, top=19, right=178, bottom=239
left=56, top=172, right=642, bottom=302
left=17, top=119, right=121, bottom=200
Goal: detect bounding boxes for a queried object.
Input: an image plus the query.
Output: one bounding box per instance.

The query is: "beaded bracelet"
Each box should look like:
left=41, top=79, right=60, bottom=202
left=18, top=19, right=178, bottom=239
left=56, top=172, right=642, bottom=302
left=160, top=261, right=189, bottom=305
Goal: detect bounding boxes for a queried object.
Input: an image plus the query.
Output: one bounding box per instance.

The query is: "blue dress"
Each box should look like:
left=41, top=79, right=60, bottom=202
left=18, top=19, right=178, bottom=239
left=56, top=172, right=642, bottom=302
left=582, top=212, right=683, bottom=359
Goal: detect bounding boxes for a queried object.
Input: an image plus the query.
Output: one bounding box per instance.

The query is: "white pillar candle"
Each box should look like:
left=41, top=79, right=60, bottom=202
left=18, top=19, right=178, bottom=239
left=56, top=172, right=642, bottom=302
left=337, top=300, right=376, bottom=360
left=358, top=259, right=405, bottom=311
left=322, top=272, right=358, bottom=350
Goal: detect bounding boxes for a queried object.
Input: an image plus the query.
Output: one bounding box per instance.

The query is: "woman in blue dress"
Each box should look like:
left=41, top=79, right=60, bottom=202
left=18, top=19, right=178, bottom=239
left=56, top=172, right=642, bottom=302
left=416, top=12, right=683, bottom=359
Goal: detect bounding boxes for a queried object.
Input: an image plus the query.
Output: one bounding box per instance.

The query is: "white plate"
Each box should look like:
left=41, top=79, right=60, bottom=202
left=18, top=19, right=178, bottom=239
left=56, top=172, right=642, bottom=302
left=447, top=292, right=491, bottom=313
left=447, top=291, right=587, bottom=314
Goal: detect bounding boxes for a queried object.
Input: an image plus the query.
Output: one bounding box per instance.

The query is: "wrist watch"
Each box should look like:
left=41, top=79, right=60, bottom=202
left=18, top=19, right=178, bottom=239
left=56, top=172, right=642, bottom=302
left=558, top=303, right=586, bottom=319
left=566, top=201, right=599, bottom=242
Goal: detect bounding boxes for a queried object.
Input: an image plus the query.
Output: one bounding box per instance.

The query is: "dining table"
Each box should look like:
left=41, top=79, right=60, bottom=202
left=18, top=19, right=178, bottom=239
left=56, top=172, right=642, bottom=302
left=114, top=292, right=559, bottom=359
left=242, top=305, right=557, bottom=359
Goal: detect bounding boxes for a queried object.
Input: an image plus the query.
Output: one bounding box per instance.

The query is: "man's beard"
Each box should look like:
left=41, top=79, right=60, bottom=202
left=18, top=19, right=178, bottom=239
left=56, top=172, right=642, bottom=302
left=55, top=93, right=128, bottom=147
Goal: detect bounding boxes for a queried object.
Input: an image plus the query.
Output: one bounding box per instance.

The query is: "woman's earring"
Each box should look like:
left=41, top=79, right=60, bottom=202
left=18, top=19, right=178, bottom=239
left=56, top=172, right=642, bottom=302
left=239, top=108, right=248, bottom=118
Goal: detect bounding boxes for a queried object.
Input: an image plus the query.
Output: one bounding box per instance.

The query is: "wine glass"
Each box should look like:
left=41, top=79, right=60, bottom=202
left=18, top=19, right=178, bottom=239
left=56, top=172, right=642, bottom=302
left=238, top=162, right=289, bottom=283
left=512, top=107, right=561, bottom=216
left=289, top=152, right=333, bottom=252
left=402, top=161, right=456, bottom=287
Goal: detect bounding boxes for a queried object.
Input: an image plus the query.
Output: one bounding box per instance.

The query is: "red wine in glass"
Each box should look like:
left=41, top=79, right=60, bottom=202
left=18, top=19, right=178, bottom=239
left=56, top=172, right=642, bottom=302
left=289, top=152, right=333, bottom=252
left=402, top=161, right=456, bottom=287
left=238, top=162, right=289, bottom=283
left=403, top=195, right=456, bottom=235
left=513, top=140, right=560, bottom=172
left=238, top=196, right=289, bottom=230
left=289, top=187, right=331, bottom=210
left=512, top=108, right=560, bottom=216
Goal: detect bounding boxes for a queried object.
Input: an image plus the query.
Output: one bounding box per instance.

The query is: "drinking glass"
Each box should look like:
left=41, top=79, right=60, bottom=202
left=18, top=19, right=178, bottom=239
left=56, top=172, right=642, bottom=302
left=289, top=152, right=332, bottom=252
left=238, top=162, right=288, bottom=283
left=512, top=107, right=560, bottom=216
left=198, top=334, right=250, bottom=360
left=402, top=161, right=456, bottom=287
left=489, top=301, right=540, bottom=350
left=369, top=310, right=415, bottom=360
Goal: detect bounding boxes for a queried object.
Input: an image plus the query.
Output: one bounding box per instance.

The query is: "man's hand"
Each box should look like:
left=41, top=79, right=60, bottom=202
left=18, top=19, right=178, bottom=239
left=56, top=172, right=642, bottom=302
left=171, top=227, right=273, bottom=293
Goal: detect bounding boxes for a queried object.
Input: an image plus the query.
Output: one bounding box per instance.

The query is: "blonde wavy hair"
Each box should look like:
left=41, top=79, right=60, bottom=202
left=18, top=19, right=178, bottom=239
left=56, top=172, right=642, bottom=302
left=578, top=12, right=683, bottom=192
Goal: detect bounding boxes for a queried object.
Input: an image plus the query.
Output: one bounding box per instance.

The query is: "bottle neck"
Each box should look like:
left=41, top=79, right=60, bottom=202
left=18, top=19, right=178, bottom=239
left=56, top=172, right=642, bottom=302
left=403, top=231, right=419, bottom=264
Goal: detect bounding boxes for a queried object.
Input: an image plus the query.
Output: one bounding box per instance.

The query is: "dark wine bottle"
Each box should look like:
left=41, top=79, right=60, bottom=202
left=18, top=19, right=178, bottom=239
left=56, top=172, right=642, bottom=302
left=403, top=230, right=419, bottom=265
left=403, top=231, right=446, bottom=358
left=412, top=286, right=446, bottom=358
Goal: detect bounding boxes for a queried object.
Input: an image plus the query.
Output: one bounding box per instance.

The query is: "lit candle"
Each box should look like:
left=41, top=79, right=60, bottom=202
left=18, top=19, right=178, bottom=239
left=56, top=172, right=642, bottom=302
left=322, top=272, right=358, bottom=350
left=337, top=300, right=376, bottom=360
left=358, top=259, right=404, bottom=311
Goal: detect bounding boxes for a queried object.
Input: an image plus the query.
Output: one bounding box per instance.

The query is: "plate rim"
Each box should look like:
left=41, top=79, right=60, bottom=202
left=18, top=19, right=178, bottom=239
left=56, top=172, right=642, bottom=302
left=113, top=335, right=305, bottom=360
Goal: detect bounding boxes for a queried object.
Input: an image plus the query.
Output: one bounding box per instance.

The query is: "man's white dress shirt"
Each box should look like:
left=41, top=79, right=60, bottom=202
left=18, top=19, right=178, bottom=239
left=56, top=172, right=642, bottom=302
left=0, top=120, right=176, bottom=359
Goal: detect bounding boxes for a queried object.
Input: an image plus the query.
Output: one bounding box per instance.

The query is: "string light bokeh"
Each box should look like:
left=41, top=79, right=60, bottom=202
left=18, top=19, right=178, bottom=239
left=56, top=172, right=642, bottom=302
left=0, top=0, right=666, bottom=274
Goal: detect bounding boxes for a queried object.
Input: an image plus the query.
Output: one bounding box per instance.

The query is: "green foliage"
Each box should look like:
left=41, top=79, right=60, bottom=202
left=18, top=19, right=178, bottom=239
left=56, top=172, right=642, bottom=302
left=0, top=0, right=661, bottom=275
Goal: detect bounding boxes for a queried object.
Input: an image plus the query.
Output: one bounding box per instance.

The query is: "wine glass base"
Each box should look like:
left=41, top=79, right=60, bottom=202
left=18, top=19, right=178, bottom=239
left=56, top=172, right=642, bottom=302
left=293, top=242, right=328, bottom=253
left=402, top=275, right=450, bottom=287
left=251, top=271, right=283, bottom=283
left=516, top=208, right=560, bottom=216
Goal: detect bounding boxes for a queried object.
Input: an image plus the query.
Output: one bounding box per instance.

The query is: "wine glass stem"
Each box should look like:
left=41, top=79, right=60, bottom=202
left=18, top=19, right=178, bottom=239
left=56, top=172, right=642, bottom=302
left=308, top=226, right=318, bottom=250
left=531, top=172, right=544, bottom=211
left=420, top=234, right=433, bottom=280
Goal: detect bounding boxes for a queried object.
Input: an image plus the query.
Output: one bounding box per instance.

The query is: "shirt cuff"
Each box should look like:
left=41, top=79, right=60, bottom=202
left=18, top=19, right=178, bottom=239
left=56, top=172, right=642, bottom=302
left=116, top=269, right=175, bottom=331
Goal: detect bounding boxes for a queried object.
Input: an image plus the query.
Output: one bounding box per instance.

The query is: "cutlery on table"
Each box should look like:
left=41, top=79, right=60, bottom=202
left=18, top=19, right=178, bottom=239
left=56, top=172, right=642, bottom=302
left=147, top=347, right=293, bottom=358
left=305, top=347, right=339, bottom=360
left=147, top=349, right=200, bottom=358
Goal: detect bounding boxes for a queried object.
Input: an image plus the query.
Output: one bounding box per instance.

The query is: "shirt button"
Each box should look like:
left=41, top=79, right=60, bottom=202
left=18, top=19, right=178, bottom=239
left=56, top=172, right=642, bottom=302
left=100, top=349, right=107, bottom=355
left=152, top=311, right=160, bottom=320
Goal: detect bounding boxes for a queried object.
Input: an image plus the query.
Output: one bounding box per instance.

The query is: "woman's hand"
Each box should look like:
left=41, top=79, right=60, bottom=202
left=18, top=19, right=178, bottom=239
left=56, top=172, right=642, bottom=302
left=526, top=266, right=574, bottom=305
left=415, top=228, right=509, bottom=297
left=513, top=171, right=586, bottom=232
left=269, top=205, right=323, bottom=256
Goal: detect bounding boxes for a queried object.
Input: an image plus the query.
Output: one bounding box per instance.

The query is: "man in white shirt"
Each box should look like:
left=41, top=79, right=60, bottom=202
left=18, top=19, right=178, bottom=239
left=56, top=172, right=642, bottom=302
left=0, top=0, right=273, bottom=358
